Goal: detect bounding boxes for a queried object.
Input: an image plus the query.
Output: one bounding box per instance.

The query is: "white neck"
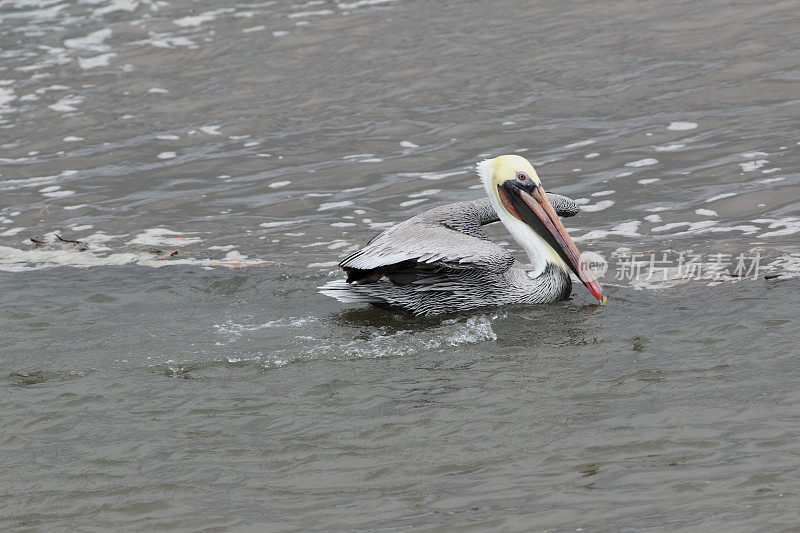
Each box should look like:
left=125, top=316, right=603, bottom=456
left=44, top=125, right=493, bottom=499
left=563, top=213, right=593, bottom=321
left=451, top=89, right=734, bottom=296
left=477, top=160, right=566, bottom=277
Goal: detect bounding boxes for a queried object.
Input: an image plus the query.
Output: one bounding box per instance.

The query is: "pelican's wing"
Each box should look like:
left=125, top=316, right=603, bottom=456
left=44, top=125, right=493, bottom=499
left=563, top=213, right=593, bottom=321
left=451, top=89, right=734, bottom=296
left=340, top=220, right=515, bottom=284
left=462, top=194, right=579, bottom=227
left=547, top=193, right=580, bottom=217
left=337, top=194, right=579, bottom=284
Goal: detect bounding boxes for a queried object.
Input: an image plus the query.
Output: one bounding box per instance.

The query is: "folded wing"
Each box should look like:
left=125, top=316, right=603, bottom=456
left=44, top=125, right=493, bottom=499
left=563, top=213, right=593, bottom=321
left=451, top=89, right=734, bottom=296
left=336, top=195, right=579, bottom=285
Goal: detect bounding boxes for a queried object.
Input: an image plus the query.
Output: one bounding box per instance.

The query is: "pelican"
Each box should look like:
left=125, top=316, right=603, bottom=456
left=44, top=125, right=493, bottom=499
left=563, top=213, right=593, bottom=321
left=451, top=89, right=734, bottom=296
left=320, top=155, right=604, bottom=315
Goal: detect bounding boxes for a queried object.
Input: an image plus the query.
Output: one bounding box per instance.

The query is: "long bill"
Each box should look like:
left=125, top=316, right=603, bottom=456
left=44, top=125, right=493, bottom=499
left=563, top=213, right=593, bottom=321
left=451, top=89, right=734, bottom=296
left=517, top=186, right=605, bottom=303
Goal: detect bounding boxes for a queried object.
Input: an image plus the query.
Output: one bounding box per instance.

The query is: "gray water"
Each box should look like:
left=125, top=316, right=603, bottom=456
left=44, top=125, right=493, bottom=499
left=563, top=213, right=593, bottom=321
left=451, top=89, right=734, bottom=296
left=2, top=0, right=800, bottom=530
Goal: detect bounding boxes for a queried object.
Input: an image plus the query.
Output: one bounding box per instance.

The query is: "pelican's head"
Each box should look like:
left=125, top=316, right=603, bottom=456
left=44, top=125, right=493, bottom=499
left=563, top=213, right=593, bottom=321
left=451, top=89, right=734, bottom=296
left=477, top=155, right=605, bottom=303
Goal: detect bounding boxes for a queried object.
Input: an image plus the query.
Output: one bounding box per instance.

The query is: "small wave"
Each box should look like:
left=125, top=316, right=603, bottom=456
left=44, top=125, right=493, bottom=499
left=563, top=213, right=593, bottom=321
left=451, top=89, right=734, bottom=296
left=317, top=314, right=498, bottom=360
left=214, top=317, right=317, bottom=340
left=667, top=121, right=698, bottom=131
left=212, top=313, right=499, bottom=368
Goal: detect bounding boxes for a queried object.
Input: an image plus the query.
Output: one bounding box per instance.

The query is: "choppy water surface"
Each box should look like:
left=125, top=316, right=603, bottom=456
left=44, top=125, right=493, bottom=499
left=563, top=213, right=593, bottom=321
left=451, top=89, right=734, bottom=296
left=2, top=0, right=800, bottom=530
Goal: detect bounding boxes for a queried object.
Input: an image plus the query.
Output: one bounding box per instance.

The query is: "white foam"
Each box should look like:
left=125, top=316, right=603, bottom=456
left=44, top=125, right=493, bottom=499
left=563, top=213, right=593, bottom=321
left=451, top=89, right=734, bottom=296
left=48, top=95, right=83, bottom=112
left=78, top=53, right=116, bottom=70
left=318, top=201, right=353, bottom=211
left=625, top=158, right=659, bottom=167
left=396, top=170, right=468, bottom=181
left=765, top=253, right=800, bottom=278
left=0, top=245, right=250, bottom=272
left=93, top=0, right=139, bottom=16
left=156, top=134, right=179, bottom=140
left=408, top=189, right=440, bottom=197
left=149, top=36, right=197, bottom=48
left=64, top=29, right=112, bottom=51
left=63, top=136, right=83, bottom=142
left=147, top=87, right=168, bottom=94
left=174, top=9, right=232, bottom=27
left=288, top=9, right=334, bottom=18
left=739, top=151, right=768, bottom=158
left=564, top=139, right=595, bottom=149
left=320, top=314, right=498, bottom=361
left=338, top=0, right=395, bottom=8
left=441, top=315, right=497, bottom=346
left=83, top=232, right=124, bottom=245
left=591, top=190, right=614, bottom=197
left=269, top=181, right=291, bottom=189
left=0, top=227, right=26, bottom=236
left=758, top=176, right=784, bottom=184
left=400, top=140, right=419, bottom=148
left=222, top=250, right=248, bottom=261
left=157, top=151, right=176, bottom=159
left=214, top=317, right=317, bottom=338
left=242, top=25, right=266, bottom=33
left=651, top=220, right=718, bottom=234
left=753, top=217, right=800, bottom=238
left=581, top=200, right=614, bottom=212
left=260, top=220, right=303, bottom=228
left=368, top=221, right=394, bottom=229
left=585, top=152, right=600, bottom=159
left=575, top=221, right=641, bottom=242
left=359, top=157, right=383, bottom=162
left=128, top=228, right=201, bottom=247
left=272, top=31, right=289, bottom=37
left=739, top=160, right=769, bottom=172
left=654, top=143, right=685, bottom=152
left=307, top=261, right=339, bottom=268
left=695, top=208, right=718, bottom=217
left=399, top=198, right=428, bottom=207
left=644, top=214, right=662, bottom=223
left=638, top=178, right=660, bottom=184
left=200, top=125, right=221, bottom=135
left=42, top=190, right=75, bottom=198
left=667, top=121, right=697, bottom=131
left=706, top=192, right=738, bottom=203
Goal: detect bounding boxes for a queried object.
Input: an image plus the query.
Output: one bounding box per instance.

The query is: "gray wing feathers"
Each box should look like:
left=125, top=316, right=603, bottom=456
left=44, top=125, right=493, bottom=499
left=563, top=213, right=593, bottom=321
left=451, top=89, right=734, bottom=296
left=333, top=192, right=579, bottom=285
left=459, top=194, right=579, bottom=224
left=548, top=193, right=580, bottom=217
left=340, top=223, right=515, bottom=273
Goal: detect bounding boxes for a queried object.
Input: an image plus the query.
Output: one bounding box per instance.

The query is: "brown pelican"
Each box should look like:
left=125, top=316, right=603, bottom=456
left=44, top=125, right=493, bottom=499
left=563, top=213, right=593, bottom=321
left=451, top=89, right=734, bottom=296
left=320, top=155, right=604, bottom=315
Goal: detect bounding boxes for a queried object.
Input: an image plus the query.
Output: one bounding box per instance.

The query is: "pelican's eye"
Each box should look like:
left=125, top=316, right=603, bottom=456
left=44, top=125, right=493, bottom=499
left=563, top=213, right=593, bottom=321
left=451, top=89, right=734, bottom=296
left=516, top=172, right=528, bottom=181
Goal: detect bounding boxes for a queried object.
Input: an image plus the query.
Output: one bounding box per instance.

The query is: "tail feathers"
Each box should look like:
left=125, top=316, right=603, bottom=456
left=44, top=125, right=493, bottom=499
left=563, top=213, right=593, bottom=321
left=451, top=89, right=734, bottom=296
left=318, top=280, right=383, bottom=304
